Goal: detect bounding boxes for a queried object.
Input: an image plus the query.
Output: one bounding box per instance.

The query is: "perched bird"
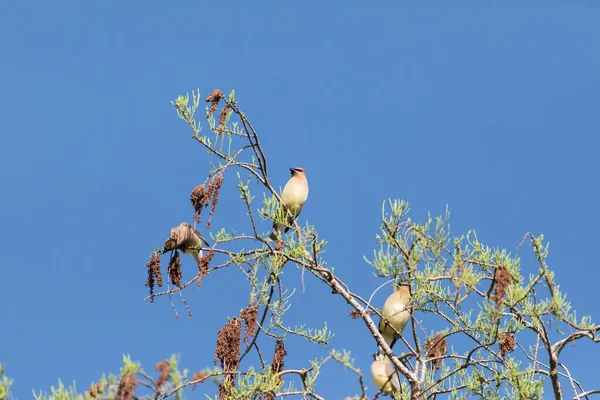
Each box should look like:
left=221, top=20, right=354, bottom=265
left=269, top=167, right=309, bottom=241
left=370, top=353, right=400, bottom=395
left=162, top=222, right=210, bottom=265
left=378, top=284, right=411, bottom=354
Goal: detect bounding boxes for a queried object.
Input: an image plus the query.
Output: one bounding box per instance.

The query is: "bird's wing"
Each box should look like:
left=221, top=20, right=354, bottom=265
left=192, top=227, right=210, bottom=247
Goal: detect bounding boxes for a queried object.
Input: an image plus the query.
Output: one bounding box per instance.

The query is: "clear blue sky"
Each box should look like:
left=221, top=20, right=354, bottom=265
left=1, top=1, right=599, bottom=398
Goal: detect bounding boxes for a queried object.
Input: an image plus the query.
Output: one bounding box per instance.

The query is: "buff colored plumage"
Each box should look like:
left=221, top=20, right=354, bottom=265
left=269, top=167, right=309, bottom=240
left=163, top=222, right=210, bottom=265
left=370, top=354, right=400, bottom=395
left=378, top=284, right=411, bottom=353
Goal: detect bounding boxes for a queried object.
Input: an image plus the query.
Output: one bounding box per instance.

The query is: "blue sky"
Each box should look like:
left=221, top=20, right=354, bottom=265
left=1, top=1, right=599, bottom=399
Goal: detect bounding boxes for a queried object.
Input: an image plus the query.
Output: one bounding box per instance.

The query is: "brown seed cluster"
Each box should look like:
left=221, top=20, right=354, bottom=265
left=115, top=372, right=137, bottom=400
left=190, top=174, right=224, bottom=227
left=272, top=339, right=286, bottom=375
left=206, top=174, right=224, bottom=228
left=499, top=332, right=516, bottom=357
left=87, top=382, right=103, bottom=398
left=214, top=317, right=242, bottom=399
left=197, top=249, right=214, bottom=288
left=275, top=240, right=284, bottom=252
left=190, top=184, right=209, bottom=223
left=426, top=333, right=448, bottom=371
left=206, top=89, right=225, bottom=119
left=240, top=305, right=259, bottom=343
left=492, top=266, right=512, bottom=309
left=145, top=252, right=163, bottom=302
left=155, top=360, right=171, bottom=389
left=265, top=339, right=287, bottom=400
left=218, top=105, right=231, bottom=133
left=214, top=317, right=242, bottom=369
left=191, top=371, right=209, bottom=390
left=168, top=251, right=182, bottom=286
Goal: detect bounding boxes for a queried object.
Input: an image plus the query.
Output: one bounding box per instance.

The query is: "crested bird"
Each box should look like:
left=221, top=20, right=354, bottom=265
left=370, top=353, right=400, bottom=395
left=378, top=283, right=411, bottom=354
left=269, top=167, right=309, bottom=241
left=162, top=222, right=210, bottom=265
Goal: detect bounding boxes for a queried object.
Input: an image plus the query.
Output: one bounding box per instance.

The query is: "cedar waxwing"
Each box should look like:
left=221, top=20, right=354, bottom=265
left=370, top=353, right=400, bottom=395
left=378, top=284, right=411, bottom=354
left=162, top=222, right=210, bottom=265
left=269, top=167, right=309, bottom=241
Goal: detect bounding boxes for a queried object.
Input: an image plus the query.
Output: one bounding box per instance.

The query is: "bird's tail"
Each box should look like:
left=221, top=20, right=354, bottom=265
left=269, top=223, right=285, bottom=241
left=376, top=332, right=397, bottom=357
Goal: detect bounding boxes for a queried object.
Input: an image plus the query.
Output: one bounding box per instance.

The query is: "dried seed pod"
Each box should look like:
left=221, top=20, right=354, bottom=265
left=206, top=174, right=224, bottom=228
left=190, top=184, right=209, bottom=222
left=499, top=332, right=516, bottom=357
left=206, top=89, right=225, bottom=119
left=265, top=339, right=287, bottom=400
left=240, top=305, right=259, bottom=343
left=155, top=360, right=171, bottom=389
left=197, top=249, right=214, bottom=288
left=426, top=333, right=448, bottom=371
left=492, top=266, right=512, bottom=309
left=115, top=373, right=137, bottom=400
left=214, top=317, right=242, bottom=399
left=218, top=105, right=231, bottom=133
left=145, top=252, right=163, bottom=302
left=168, top=251, right=182, bottom=286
